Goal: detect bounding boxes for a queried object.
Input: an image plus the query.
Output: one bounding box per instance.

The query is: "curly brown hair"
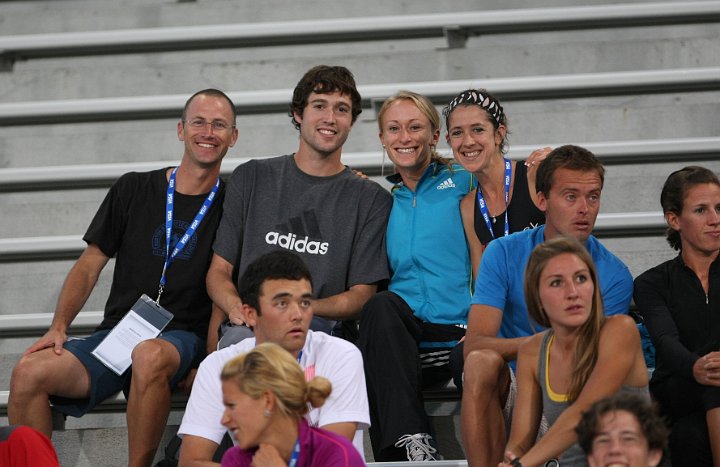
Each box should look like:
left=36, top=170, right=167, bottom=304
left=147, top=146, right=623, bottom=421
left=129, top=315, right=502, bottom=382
left=576, top=393, right=669, bottom=456
left=288, top=65, right=362, bottom=131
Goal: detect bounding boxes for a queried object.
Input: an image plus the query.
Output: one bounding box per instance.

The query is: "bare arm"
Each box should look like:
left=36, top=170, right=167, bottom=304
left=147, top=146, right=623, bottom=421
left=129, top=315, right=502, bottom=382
left=205, top=253, right=244, bottom=325
left=24, top=244, right=110, bottom=356
left=516, top=316, right=645, bottom=466
left=312, top=283, right=377, bottom=320
left=322, top=422, right=358, bottom=442
left=524, top=147, right=552, bottom=208
left=205, top=303, right=224, bottom=354
left=178, top=435, right=220, bottom=467
left=504, top=335, right=544, bottom=463
left=460, top=192, right=484, bottom=278
left=463, top=304, right=532, bottom=361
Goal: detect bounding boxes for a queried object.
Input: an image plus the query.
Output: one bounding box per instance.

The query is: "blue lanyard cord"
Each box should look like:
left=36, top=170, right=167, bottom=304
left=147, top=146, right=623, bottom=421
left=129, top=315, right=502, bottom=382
left=477, top=158, right=512, bottom=240
left=287, top=351, right=303, bottom=467
left=288, top=437, right=301, bottom=467
left=156, top=167, right=220, bottom=304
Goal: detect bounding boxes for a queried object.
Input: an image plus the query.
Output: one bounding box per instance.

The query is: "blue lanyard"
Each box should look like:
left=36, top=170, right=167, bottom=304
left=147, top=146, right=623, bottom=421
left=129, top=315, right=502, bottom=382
left=477, top=158, right=511, bottom=240
left=156, top=167, right=220, bottom=304
left=288, top=437, right=301, bottom=467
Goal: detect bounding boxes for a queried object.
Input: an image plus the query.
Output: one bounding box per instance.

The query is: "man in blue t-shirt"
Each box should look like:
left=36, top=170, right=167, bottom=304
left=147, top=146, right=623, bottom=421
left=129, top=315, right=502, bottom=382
left=460, top=145, right=633, bottom=466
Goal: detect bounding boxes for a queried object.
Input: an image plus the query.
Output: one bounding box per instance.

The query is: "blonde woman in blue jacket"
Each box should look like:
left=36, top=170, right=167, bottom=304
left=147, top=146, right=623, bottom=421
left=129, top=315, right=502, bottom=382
left=357, top=91, right=475, bottom=462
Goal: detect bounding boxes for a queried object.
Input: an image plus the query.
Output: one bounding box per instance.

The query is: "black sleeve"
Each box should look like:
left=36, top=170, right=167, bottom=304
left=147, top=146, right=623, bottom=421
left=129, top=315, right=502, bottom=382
left=83, top=173, right=137, bottom=258
left=634, top=268, right=699, bottom=380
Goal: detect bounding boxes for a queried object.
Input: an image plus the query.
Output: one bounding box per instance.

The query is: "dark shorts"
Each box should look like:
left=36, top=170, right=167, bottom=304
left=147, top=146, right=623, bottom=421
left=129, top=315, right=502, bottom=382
left=218, top=322, right=255, bottom=350
left=50, top=328, right=204, bottom=418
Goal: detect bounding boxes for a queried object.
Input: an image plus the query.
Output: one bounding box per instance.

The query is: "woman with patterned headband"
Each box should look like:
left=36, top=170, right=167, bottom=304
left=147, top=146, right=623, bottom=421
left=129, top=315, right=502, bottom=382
left=444, top=89, right=549, bottom=273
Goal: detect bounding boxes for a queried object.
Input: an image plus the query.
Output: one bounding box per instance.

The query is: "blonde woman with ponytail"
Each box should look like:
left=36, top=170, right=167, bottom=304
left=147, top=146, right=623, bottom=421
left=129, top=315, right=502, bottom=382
left=219, top=343, right=364, bottom=467
left=500, top=237, right=648, bottom=467
left=358, top=91, right=475, bottom=461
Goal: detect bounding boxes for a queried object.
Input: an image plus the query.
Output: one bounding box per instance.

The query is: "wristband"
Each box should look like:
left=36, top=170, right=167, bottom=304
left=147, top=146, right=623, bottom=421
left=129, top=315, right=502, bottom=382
left=511, top=459, right=523, bottom=467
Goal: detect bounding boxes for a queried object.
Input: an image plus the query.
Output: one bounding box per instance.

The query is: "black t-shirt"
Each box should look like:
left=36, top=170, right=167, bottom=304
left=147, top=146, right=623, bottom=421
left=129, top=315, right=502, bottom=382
left=84, top=168, right=224, bottom=338
left=473, top=161, right=545, bottom=245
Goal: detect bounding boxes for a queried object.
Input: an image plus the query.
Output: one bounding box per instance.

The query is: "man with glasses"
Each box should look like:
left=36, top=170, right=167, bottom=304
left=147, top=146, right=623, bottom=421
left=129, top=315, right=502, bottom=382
left=8, top=89, right=237, bottom=467
left=205, top=65, right=391, bottom=346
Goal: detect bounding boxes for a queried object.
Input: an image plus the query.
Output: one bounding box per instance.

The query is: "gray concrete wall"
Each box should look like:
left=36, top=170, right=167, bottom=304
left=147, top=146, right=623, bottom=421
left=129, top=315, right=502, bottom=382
left=2, top=24, right=718, bottom=102
left=0, top=0, right=677, bottom=35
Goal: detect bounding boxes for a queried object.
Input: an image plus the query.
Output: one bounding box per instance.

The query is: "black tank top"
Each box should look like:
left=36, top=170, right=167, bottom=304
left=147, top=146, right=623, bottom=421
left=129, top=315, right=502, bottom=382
left=473, top=162, right=545, bottom=245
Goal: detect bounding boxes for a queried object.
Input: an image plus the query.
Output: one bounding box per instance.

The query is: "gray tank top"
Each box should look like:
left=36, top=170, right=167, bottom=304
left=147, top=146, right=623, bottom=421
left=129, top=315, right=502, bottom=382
left=538, top=331, right=649, bottom=466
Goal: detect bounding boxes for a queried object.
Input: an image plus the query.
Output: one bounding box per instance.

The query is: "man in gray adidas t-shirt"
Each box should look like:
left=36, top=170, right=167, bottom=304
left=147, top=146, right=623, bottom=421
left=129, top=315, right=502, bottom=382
left=206, top=65, right=392, bottom=343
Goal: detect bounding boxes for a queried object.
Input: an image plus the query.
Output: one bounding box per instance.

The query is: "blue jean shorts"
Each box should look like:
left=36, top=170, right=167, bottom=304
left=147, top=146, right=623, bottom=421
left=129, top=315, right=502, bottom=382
left=50, top=328, right=204, bottom=417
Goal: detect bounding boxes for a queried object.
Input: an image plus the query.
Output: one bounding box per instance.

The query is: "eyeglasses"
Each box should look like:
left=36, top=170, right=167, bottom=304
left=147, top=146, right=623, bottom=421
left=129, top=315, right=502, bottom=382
left=184, top=118, right=235, bottom=132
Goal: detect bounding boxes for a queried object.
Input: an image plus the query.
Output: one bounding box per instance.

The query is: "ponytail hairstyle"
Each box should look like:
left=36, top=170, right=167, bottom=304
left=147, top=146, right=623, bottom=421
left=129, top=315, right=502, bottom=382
left=221, top=342, right=332, bottom=419
left=660, top=166, right=720, bottom=251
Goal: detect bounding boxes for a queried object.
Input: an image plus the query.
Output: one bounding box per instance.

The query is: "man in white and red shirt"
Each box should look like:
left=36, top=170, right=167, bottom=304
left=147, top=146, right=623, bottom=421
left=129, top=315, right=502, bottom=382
left=178, top=251, right=369, bottom=466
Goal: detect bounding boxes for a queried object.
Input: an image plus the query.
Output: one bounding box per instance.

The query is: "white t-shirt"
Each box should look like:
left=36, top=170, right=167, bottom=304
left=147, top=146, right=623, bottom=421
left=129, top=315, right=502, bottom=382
left=178, top=330, right=370, bottom=456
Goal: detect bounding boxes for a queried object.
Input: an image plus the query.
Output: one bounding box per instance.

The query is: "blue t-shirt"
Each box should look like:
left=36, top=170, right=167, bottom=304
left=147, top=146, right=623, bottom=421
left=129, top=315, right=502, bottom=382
left=472, top=225, right=632, bottom=340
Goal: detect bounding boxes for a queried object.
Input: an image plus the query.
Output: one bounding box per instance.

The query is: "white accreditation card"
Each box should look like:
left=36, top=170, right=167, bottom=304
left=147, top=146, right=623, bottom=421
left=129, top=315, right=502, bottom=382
left=92, top=294, right=174, bottom=375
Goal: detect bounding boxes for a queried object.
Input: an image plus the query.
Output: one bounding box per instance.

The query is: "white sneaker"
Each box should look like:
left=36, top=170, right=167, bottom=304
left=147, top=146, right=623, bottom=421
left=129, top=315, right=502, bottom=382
left=394, top=433, right=438, bottom=461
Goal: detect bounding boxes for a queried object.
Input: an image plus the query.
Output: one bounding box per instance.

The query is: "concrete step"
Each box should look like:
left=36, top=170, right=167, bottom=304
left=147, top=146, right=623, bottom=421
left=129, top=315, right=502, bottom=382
left=0, top=0, right=670, bottom=36
left=1, top=90, right=718, bottom=170
left=602, top=235, right=677, bottom=278
left=0, top=415, right=183, bottom=466
left=0, top=259, right=114, bottom=319
left=0, top=233, right=682, bottom=321
left=600, top=159, right=720, bottom=215
left=2, top=22, right=717, bottom=102
left=0, top=353, right=19, bottom=388
left=2, top=156, right=718, bottom=239
left=0, top=210, right=686, bottom=323
left=0, top=413, right=464, bottom=465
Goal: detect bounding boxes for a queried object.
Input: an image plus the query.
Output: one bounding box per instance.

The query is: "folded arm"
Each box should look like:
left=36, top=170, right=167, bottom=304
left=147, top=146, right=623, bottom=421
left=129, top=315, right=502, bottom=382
left=312, top=283, right=377, bottom=320
left=463, top=304, right=531, bottom=361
